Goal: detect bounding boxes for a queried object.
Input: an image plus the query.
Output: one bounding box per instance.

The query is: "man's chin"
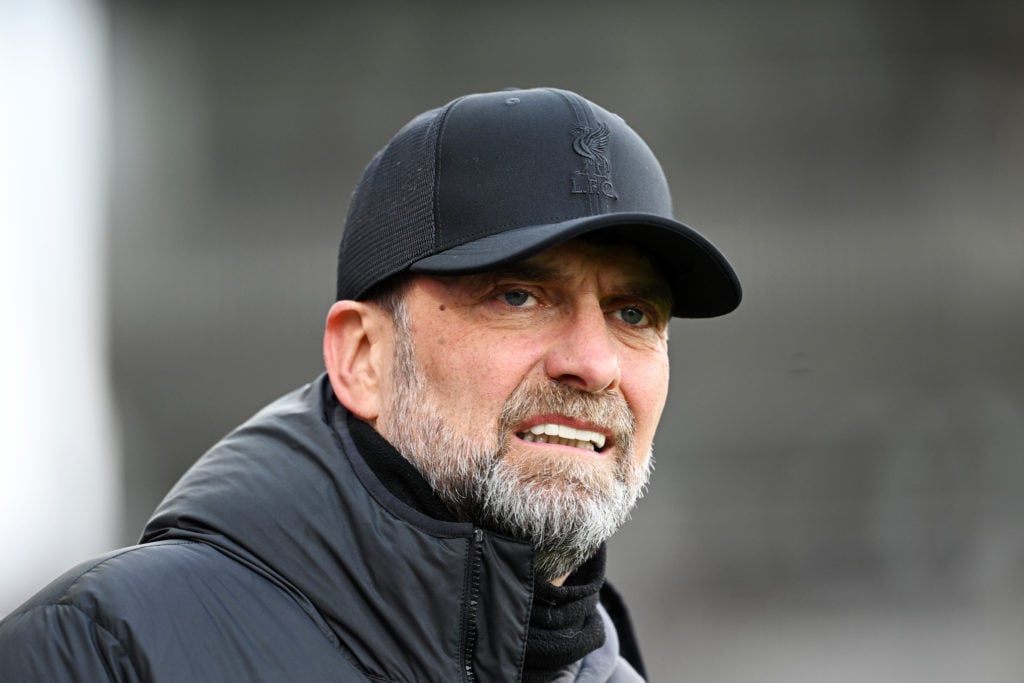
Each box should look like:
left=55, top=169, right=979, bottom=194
left=503, top=440, right=614, bottom=483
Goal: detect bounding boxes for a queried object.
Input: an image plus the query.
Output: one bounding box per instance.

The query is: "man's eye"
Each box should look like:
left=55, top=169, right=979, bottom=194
left=499, top=290, right=535, bottom=307
left=616, top=307, right=649, bottom=326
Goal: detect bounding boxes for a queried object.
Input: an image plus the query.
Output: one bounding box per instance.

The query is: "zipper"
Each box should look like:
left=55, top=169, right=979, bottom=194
left=461, top=527, right=484, bottom=683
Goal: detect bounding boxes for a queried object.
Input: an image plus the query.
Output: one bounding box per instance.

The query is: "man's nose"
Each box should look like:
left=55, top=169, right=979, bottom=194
left=544, top=304, right=621, bottom=393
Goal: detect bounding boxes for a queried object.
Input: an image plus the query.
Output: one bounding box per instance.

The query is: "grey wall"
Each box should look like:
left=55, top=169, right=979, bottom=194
left=107, top=1, right=1024, bottom=679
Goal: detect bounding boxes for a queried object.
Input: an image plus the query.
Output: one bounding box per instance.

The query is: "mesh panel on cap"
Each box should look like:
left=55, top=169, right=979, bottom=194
left=336, top=106, right=446, bottom=300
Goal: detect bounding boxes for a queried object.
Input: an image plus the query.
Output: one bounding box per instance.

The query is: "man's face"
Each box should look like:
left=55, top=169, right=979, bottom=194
left=374, top=238, right=672, bottom=581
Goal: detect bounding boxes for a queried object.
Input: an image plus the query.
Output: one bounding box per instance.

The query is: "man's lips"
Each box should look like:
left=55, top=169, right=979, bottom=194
left=514, top=418, right=609, bottom=452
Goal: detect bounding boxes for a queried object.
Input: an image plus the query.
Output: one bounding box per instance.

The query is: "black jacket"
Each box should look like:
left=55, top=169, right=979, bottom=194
left=0, top=376, right=645, bottom=681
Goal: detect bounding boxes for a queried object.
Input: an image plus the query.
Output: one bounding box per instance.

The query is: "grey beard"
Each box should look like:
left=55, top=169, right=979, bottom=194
left=376, top=308, right=652, bottom=582
left=471, top=441, right=653, bottom=581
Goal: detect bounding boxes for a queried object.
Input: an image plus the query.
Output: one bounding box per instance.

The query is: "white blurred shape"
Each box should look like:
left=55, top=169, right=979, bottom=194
left=0, top=0, right=119, bottom=614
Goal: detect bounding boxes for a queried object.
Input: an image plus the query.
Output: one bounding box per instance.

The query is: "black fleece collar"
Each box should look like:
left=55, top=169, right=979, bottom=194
left=346, top=413, right=456, bottom=522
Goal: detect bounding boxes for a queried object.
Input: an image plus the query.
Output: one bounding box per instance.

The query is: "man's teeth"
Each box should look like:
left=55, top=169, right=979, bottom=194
left=518, top=423, right=607, bottom=451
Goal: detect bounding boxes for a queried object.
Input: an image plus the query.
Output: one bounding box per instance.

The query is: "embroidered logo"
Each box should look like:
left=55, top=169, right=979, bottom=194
left=570, top=122, right=618, bottom=199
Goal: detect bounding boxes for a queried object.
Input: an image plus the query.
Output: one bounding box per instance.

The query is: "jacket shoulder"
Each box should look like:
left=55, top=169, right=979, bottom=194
left=2, top=540, right=360, bottom=682
left=0, top=545, right=168, bottom=682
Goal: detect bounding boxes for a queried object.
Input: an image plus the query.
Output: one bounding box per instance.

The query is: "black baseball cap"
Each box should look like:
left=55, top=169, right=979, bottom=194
left=337, top=87, right=741, bottom=318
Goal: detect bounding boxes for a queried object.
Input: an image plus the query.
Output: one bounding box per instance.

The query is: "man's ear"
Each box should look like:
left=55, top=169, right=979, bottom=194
left=323, top=300, right=392, bottom=423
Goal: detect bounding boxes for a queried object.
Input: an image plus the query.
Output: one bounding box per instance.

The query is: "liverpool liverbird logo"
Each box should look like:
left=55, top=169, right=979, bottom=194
left=570, top=122, right=618, bottom=199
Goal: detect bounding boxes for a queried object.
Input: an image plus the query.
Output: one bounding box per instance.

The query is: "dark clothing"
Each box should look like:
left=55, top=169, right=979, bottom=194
left=0, top=376, right=645, bottom=681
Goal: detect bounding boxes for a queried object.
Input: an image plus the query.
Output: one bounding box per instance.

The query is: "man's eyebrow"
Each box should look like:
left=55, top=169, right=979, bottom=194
left=448, top=262, right=569, bottom=292
left=474, top=262, right=567, bottom=284
left=615, top=281, right=674, bottom=310
left=455, top=261, right=673, bottom=309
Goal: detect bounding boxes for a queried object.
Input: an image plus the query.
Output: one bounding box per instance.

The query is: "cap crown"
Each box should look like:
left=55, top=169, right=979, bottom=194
left=337, top=88, right=674, bottom=301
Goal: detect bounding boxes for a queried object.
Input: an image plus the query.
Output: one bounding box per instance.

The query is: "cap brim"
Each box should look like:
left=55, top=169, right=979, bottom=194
left=410, top=213, right=741, bottom=318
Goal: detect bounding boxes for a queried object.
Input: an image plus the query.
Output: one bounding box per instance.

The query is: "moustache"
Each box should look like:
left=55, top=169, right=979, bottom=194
left=498, top=381, right=635, bottom=457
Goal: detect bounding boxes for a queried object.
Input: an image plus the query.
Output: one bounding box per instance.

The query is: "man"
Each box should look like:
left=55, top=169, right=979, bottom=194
left=0, top=87, right=740, bottom=681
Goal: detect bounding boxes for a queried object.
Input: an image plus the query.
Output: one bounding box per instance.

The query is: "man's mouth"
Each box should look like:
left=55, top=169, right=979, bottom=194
left=516, top=423, right=608, bottom=452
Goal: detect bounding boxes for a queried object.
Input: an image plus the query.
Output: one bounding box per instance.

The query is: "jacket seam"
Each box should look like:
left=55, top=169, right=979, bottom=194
left=68, top=544, right=174, bottom=590
left=51, top=541, right=196, bottom=604
left=11, top=601, right=145, bottom=680
left=68, top=602, right=144, bottom=680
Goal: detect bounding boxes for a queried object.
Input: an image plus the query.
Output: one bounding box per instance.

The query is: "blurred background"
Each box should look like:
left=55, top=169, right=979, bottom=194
left=3, top=0, right=1023, bottom=680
